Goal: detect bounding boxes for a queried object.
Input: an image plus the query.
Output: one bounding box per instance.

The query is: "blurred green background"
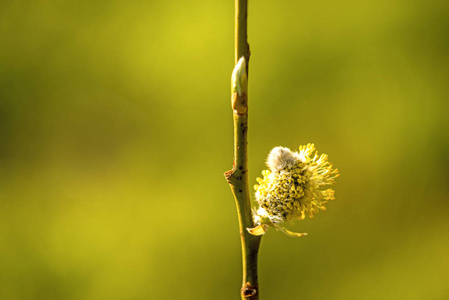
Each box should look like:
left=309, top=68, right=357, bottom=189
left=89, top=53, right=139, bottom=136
left=1, top=0, right=449, bottom=299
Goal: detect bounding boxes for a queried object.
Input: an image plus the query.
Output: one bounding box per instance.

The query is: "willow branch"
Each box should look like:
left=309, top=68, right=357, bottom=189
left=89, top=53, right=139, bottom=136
left=224, top=1, right=262, bottom=299
left=235, top=0, right=250, bottom=63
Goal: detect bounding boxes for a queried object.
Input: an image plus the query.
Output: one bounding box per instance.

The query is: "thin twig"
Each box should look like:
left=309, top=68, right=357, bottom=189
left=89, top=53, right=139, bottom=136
left=225, top=0, right=262, bottom=299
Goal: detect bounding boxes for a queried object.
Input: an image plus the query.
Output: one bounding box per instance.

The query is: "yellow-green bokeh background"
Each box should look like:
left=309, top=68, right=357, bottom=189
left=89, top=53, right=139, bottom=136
left=1, top=1, right=449, bottom=299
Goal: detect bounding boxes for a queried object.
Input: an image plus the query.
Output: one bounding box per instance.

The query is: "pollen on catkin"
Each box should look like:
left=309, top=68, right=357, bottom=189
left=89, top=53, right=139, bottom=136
left=249, top=144, right=339, bottom=237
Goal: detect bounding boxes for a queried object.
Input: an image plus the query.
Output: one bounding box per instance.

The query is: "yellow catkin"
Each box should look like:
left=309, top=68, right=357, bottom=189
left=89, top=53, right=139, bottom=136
left=251, top=144, right=339, bottom=236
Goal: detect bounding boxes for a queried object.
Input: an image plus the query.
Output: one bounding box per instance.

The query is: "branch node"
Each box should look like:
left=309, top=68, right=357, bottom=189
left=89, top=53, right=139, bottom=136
left=241, top=282, right=258, bottom=300
left=224, top=170, right=235, bottom=183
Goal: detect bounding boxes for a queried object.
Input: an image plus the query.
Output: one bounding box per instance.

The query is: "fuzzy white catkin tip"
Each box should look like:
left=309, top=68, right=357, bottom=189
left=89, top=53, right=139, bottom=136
left=266, top=147, right=298, bottom=173
left=231, top=56, right=248, bottom=96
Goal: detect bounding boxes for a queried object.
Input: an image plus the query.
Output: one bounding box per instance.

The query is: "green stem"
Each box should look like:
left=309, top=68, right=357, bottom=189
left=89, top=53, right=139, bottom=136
left=235, top=0, right=250, bottom=63
left=225, top=1, right=262, bottom=299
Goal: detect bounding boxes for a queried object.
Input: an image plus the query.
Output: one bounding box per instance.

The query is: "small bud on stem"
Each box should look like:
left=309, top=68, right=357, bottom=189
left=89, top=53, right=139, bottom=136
left=231, top=56, right=248, bottom=115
